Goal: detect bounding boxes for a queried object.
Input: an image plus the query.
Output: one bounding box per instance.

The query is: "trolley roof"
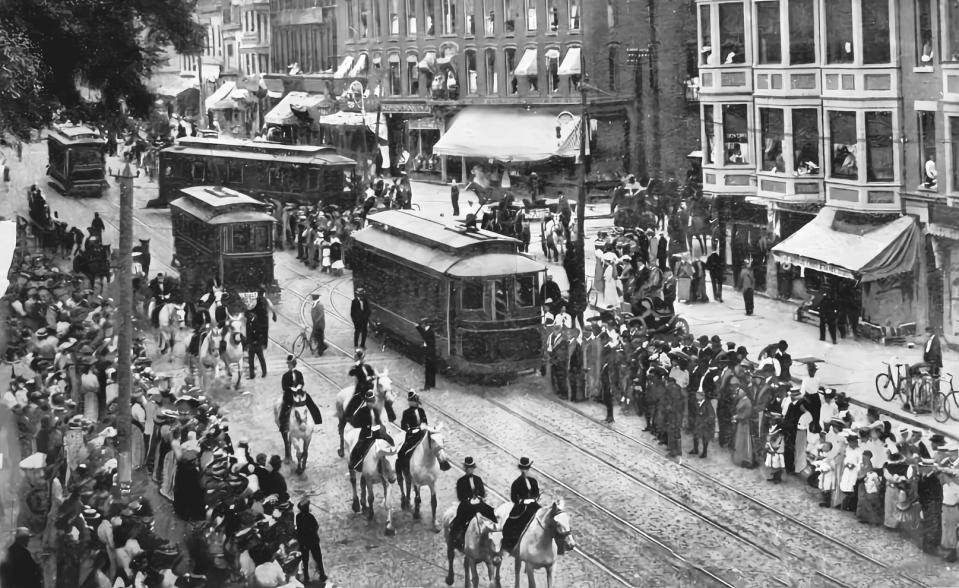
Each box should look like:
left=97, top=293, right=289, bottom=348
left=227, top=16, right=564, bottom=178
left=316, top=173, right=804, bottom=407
left=170, top=185, right=276, bottom=224
left=161, top=141, right=355, bottom=166
left=48, top=124, right=106, bottom=145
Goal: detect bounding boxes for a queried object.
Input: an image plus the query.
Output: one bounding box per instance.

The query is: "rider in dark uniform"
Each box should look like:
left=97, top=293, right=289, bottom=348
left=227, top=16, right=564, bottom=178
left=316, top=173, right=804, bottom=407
left=148, top=272, right=172, bottom=328
left=278, top=355, right=306, bottom=460
left=449, top=457, right=497, bottom=550
left=396, top=391, right=428, bottom=478
left=348, top=348, right=377, bottom=398
left=502, top=456, right=541, bottom=553
left=348, top=390, right=395, bottom=471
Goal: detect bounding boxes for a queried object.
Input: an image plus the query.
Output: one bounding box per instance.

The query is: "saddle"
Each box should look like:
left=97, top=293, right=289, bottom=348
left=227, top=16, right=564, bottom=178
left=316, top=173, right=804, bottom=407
left=502, top=502, right=540, bottom=553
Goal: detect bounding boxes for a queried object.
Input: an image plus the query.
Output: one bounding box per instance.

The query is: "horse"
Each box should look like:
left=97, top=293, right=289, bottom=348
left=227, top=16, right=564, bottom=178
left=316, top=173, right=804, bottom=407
left=155, top=302, right=186, bottom=356
left=334, top=371, right=396, bottom=458
left=216, top=313, right=246, bottom=389
left=73, top=244, right=113, bottom=292
left=441, top=508, right=502, bottom=588
left=343, top=427, right=398, bottom=536
left=493, top=499, right=575, bottom=588
left=193, top=327, right=223, bottom=390
left=273, top=398, right=315, bottom=474
left=397, top=425, right=452, bottom=531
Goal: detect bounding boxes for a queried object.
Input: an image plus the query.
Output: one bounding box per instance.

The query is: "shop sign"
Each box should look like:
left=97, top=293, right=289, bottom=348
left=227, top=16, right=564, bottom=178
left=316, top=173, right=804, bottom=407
left=408, top=118, right=441, bottom=130
left=929, top=202, right=959, bottom=230
left=381, top=102, right=433, bottom=114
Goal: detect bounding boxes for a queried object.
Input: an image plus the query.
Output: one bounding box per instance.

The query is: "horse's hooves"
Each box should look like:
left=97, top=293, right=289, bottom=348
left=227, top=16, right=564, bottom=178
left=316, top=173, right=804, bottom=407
left=351, top=499, right=361, bottom=513
left=445, top=574, right=454, bottom=586
left=432, top=525, right=441, bottom=534
left=337, top=449, right=344, bottom=458
left=384, top=526, right=395, bottom=537
left=412, top=510, right=421, bottom=520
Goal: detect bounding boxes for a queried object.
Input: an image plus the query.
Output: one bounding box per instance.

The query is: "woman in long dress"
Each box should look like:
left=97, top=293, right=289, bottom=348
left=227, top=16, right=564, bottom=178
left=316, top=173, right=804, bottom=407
left=883, top=449, right=910, bottom=528
left=732, top=388, right=754, bottom=467
left=595, top=256, right=621, bottom=310
left=173, top=432, right=205, bottom=521
left=856, top=452, right=883, bottom=524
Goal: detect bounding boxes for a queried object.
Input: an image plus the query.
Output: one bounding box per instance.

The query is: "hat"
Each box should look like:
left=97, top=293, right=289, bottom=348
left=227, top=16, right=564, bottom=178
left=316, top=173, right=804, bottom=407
left=518, top=456, right=533, bottom=470
left=19, top=452, right=46, bottom=470
left=463, top=456, right=476, bottom=469
left=57, top=338, right=77, bottom=351
left=15, top=527, right=31, bottom=539
left=709, top=335, right=721, bottom=344
left=407, top=391, right=420, bottom=403
left=355, top=348, right=366, bottom=360
left=286, top=354, right=295, bottom=362
left=844, top=430, right=860, bottom=440
left=736, top=346, right=748, bottom=357
left=822, top=388, right=837, bottom=398
left=364, top=389, right=376, bottom=401
left=789, top=387, right=801, bottom=397
left=35, top=327, right=48, bottom=338
left=929, top=434, right=946, bottom=446
left=726, top=342, right=736, bottom=351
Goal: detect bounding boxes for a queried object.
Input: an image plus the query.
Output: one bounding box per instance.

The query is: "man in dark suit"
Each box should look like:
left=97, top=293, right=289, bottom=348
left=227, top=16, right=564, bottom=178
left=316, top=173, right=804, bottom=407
left=348, top=390, right=395, bottom=471
left=819, top=290, right=838, bottom=344
left=417, top=318, right=437, bottom=390
left=705, top=250, right=724, bottom=302
left=351, top=288, right=372, bottom=348
left=295, top=499, right=328, bottom=584
left=278, top=355, right=306, bottom=459
left=449, top=456, right=497, bottom=550
left=924, top=327, right=943, bottom=377
left=539, top=272, right=562, bottom=313
left=502, top=457, right=541, bottom=553
left=396, top=391, right=429, bottom=479
left=567, top=327, right=585, bottom=402
left=690, top=388, right=716, bottom=457
left=246, top=310, right=266, bottom=379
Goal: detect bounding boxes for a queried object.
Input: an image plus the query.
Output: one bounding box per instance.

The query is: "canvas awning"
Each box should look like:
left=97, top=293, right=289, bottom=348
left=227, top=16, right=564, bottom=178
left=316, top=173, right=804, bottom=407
left=348, top=54, right=368, bottom=77
left=210, top=86, right=252, bottom=110
left=437, top=54, right=456, bottom=72
left=318, top=111, right=388, bottom=141
left=557, top=47, right=581, bottom=75
left=264, top=91, right=332, bottom=125
left=264, top=77, right=285, bottom=98
left=514, top=48, right=538, bottom=77
left=156, top=77, right=198, bottom=99
left=771, top=208, right=920, bottom=282
left=418, top=51, right=437, bottom=73
left=200, top=64, right=221, bottom=83
left=333, top=55, right=354, bottom=79
left=433, top=106, right=580, bottom=162
left=205, top=81, right=236, bottom=111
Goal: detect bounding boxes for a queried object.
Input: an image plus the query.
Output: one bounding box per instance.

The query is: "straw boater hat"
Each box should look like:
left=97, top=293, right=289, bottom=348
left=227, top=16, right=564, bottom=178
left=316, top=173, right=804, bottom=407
left=518, top=457, right=533, bottom=470
left=463, top=456, right=476, bottom=469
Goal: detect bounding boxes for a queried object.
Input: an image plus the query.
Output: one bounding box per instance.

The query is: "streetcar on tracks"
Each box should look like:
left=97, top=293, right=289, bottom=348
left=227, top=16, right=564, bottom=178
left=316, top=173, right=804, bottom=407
left=169, top=185, right=277, bottom=305
left=46, top=123, right=107, bottom=197
left=150, top=137, right=357, bottom=209
left=349, top=210, right=546, bottom=377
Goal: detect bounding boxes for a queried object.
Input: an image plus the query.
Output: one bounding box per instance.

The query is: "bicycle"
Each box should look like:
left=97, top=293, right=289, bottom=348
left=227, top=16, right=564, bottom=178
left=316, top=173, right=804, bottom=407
left=935, top=373, right=959, bottom=422
left=875, top=360, right=933, bottom=412
left=291, top=325, right=318, bottom=358
left=875, top=361, right=911, bottom=403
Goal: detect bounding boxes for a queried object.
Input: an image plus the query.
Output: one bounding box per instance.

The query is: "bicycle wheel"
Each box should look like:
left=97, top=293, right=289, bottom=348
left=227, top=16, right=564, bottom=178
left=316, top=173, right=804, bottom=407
left=934, top=392, right=950, bottom=423
left=946, top=391, right=959, bottom=422
left=291, top=333, right=307, bottom=358
left=875, top=372, right=896, bottom=401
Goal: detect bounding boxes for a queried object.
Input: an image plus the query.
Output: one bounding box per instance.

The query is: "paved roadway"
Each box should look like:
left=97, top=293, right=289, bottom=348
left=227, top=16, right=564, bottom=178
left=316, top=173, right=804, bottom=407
left=1, top=141, right=957, bottom=586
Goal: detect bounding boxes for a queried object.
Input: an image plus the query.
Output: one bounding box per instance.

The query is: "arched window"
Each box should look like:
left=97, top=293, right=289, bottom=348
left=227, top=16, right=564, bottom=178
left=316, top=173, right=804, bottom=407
left=485, top=48, right=498, bottom=94
left=466, top=49, right=478, bottom=94
left=607, top=45, right=619, bottom=90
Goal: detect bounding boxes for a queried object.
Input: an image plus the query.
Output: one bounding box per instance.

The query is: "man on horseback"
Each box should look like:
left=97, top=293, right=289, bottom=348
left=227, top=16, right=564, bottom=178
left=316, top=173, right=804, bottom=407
left=502, top=457, right=541, bottom=553
left=449, top=457, right=497, bottom=551
left=279, top=355, right=311, bottom=460
left=347, top=389, right=395, bottom=471
left=396, top=391, right=428, bottom=479
left=149, top=272, right=172, bottom=328
left=348, top=348, right=377, bottom=402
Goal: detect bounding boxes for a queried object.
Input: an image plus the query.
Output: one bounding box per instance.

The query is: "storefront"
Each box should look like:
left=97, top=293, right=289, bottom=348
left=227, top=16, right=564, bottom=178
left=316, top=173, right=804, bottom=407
left=208, top=86, right=257, bottom=138
left=923, top=203, right=959, bottom=337
left=262, top=91, right=333, bottom=145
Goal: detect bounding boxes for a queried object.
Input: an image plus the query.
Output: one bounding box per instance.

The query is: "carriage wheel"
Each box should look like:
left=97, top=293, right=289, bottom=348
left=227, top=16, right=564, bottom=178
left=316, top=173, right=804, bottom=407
left=672, top=318, right=690, bottom=337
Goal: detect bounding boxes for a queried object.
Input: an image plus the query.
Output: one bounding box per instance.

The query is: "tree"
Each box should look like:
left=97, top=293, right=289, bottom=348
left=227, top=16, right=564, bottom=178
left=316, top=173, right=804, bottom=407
left=0, top=0, right=204, bottom=140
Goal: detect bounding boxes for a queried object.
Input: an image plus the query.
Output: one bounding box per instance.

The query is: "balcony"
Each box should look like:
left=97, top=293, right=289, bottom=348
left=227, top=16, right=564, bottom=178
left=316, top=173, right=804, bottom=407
left=698, top=65, right=752, bottom=96
left=702, top=164, right=756, bottom=196
left=820, top=67, right=899, bottom=100
left=753, top=67, right=820, bottom=98
left=824, top=179, right=901, bottom=213
left=755, top=171, right=824, bottom=204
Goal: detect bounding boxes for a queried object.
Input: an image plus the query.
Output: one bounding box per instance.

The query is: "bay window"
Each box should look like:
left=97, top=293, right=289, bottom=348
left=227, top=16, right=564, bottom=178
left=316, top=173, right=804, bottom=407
left=825, top=0, right=853, bottom=64
left=723, top=104, right=749, bottom=164
left=792, top=109, right=821, bottom=174
left=485, top=48, right=498, bottom=94
left=699, top=5, right=712, bottom=65
left=756, top=1, right=781, bottom=65
left=704, top=105, right=715, bottom=164
left=406, top=0, right=417, bottom=34
left=442, top=0, right=456, bottom=34
left=466, top=50, right=478, bottom=94
left=948, top=1, right=959, bottom=61
left=950, top=117, right=959, bottom=191
left=719, top=3, right=746, bottom=64
left=861, top=0, right=890, bottom=64
left=760, top=108, right=785, bottom=172
left=918, top=111, right=937, bottom=188
left=788, top=0, right=815, bottom=64
left=829, top=111, right=858, bottom=179
left=865, top=111, right=894, bottom=182
left=917, top=0, right=935, bottom=65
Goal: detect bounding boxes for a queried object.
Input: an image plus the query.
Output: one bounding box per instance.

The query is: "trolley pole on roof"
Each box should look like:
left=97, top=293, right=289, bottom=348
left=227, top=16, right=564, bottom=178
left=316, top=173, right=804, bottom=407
left=110, top=162, right=138, bottom=495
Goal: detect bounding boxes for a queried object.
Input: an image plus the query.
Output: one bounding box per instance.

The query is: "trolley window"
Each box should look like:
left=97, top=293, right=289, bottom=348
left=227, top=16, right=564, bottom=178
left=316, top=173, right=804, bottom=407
left=231, top=225, right=252, bottom=252
left=253, top=225, right=270, bottom=250
left=515, top=275, right=536, bottom=307
left=227, top=160, right=244, bottom=183
left=462, top=281, right=484, bottom=310
left=191, top=161, right=206, bottom=181
left=493, top=279, right=508, bottom=319
left=71, top=148, right=103, bottom=167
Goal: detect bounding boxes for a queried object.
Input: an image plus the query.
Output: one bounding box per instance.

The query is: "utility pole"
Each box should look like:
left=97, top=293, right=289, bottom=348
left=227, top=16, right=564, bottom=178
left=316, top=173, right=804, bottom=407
left=627, top=48, right=649, bottom=177
left=647, top=0, right=661, bottom=177
left=110, top=163, right=138, bottom=495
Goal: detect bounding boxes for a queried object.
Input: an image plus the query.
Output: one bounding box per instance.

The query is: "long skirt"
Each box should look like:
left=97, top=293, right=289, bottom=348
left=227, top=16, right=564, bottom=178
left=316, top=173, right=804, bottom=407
left=793, top=430, right=808, bottom=473
left=921, top=500, right=943, bottom=553
left=173, top=461, right=206, bottom=521
left=883, top=485, right=899, bottom=529
left=131, top=424, right=145, bottom=470
left=160, top=451, right=177, bottom=500
left=733, top=423, right=754, bottom=467
left=856, top=487, right=883, bottom=525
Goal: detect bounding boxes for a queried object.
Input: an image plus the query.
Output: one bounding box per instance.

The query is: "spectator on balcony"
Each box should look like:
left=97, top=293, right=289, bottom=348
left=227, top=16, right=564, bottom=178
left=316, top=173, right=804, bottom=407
left=925, top=154, right=938, bottom=189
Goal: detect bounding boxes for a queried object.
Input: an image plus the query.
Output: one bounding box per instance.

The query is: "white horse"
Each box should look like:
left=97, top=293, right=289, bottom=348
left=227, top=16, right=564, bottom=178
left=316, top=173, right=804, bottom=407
left=273, top=397, right=316, bottom=474
left=154, top=302, right=186, bottom=356
left=441, top=508, right=503, bottom=588
left=397, top=425, right=452, bottom=531
left=493, top=499, right=575, bottom=588
left=194, top=327, right=222, bottom=390
left=334, top=371, right=396, bottom=458
left=344, top=427, right=398, bottom=536
left=217, top=313, right=246, bottom=389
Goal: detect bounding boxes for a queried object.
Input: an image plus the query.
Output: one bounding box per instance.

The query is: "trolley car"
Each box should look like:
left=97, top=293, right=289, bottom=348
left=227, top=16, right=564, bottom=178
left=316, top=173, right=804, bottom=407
left=46, top=124, right=107, bottom=197
left=350, top=210, right=546, bottom=376
left=169, top=185, right=276, bottom=304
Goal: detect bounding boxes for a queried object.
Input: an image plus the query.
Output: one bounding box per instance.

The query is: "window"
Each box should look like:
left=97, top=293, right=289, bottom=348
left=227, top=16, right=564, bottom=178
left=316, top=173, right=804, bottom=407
left=788, top=0, right=815, bottom=64
left=493, top=280, right=508, bottom=318
left=950, top=117, right=959, bottom=190
left=918, top=111, right=937, bottom=188
left=756, top=1, right=781, bottom=64
left=191, top=162, right=206, bottom=181
left=516, top=276, right=535, bottom=307
left=608, top=45, right=618, bottom=90
left=546, top=49, right=560, bottom=93
left=389, top=0, right=400, bottom=35
left=917, top=0, right=935, bottom=65
left=406, top=0, right=417, bottom=34
left=442, top=0, right=456, bottom=34
left=792, top=109, right=821, bottom=174
left=829, top=111, right=858, bottom=179
left=547, top=0, right=558, bottom=31
left=485, top=48, right=498, bottom=94
left=569, top=0, right=580, bottom=30
left=407, top=54, right=419, bottom=94
left=388, top=54, right=402, bottom=95
left=485, top=0, right=495, bottom=34
left=373, top=0, right=382, bottom=36
left=948, top=1, right=959, bottom=61
left=466, top=50, right=478, bottom=93
left=704, top=105, right=715, bottom=164
left=699, top=4, right=712, bottom=65
left=862, top=0, right=890, bottom=64
left=466, top=0, right=476, bottom=34
left=425, top=0, right=435, bottom=35
left=526, top=0, right=537, bottom=31
left=359, top=0, right=370, bottom=38
left=718, top=2, right=745, bottom=64
left=723, top=104, right=749, bottom=164
left=825, top=0, right=853, bottom=63
left=505, top=47, right=518, bottom=94
left=607, top=0, right=618, bottom=28
left=504, top=0, right=516, bottom=33
left=760, top=108, right=785, bottom=172
left=865, top=111, right=894, bottom=182
left=463, top=282, right=484, bottom=309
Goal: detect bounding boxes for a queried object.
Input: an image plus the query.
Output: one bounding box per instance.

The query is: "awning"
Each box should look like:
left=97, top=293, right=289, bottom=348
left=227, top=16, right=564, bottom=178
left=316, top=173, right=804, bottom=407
left=557, top=47, right=581, bottom=76
left=447, top=253, right=544, bottom=278
left=264, top=91, right=332, bottom=125
left=205, top=81, right=236, bottom=111
left=407, top=54, right=419, bottom=63
left=210, top=87, right=252, bottom=110
left=433, top=106, right=581, bottom=162
left=156, top=77, right=199, bottom=99
left=437, top=54, right=456, bottom=72
left=264, top=77, right=285, bottom=99
left=771, top=208, right=920, bottom=282
left=514, top=48, right=538, bottom=77
left=319, top=111, right=388, bottom=141
left=333, top=55, right=354, bottom=79
left=348, top=54, right=368, bottom=77
left=418, top=51, right=437, bottom=73
left=200, top=64, right=221, bottom=83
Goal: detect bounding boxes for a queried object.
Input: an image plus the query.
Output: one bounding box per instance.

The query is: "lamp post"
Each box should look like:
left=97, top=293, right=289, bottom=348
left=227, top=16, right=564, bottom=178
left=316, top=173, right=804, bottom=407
left=108, top=162, right=139, bottom=495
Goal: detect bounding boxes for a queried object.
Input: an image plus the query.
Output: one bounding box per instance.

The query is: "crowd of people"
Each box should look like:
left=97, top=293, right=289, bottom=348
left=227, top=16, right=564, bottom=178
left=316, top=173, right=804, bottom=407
left=2, top=198, right=330, bottom=587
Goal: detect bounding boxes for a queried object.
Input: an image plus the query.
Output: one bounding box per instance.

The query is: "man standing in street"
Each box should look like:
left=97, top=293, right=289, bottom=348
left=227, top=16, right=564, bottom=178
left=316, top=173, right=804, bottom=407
left=539, top=272, right=562, bottom=313
left=246, top=310, right=266, bottom=379
left=295, top=499, right=328, bottom=585
left=351, top=288, right=371, bottom=348
left=924, top=327, right=943, bottom=378
left=310, top=293, right=328, bottom=356
left=739, top=261, right=755, bottom=316
left=705, top=248, right=724, bottom=302
left=417, top=317, right=437, bottom=391
left=450, top=179, right=460, bottom=217
left=819, top=290, right=838, bottom=344
left=0, top=528, right=42, bottom=588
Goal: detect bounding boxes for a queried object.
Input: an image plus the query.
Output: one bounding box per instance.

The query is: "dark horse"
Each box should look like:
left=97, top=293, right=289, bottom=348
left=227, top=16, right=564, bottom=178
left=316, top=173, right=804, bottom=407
left=73, top=244, right=113, bottom=292
left=132, top=238, right=151, bottom=277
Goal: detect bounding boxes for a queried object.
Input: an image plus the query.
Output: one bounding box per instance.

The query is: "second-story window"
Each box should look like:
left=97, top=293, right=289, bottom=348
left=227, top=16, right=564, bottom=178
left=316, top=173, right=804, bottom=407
left=699, top=4, right=712, bottom=65
left=760, top=107, right=785, bottom=172
left=918, top=111, right=938, bottom=189
left=526, top=0, right=537, bottom=31
left=504, top=0, right=517, bottom=33
left=390, top=0, right=400, bottom=36
left=346, top=0, right=356, bottom=40
left=947, top=2, right=959, bottom=61
left=568, top=0, right=580, bottom=30
left=607, top=45, right=618, bottom=91
left=546, top=49, right=560, bottom=93
left=607, top=0, right=618, bottom=28
left=703, top=105, right=715, bottom=164
left=466, top=0, right=476, bottom=34
left=788, top=0, right=815, bottom=64
left=407, top=54, right=420, bottom=94
left=865, top=111, right=894, bottom=182
left=950, top=117, right=959, bottom=191
left=485, top=48, right=498, bottom=93
left=389, top=54, right=402, bottom=95
left=723, top=104, right=749, bottom=164
left=756, top=1, right=781, bottom=65
left=505, top=48, right=518, bottom=94
left=359, top=0, right=370, bottom=38
left=825, top=0, right=854, bottom=63
left=719, top=2, right=745, bottom=64
left=373, top=0, right=382, bottom=37
left=916, top=0, right=935, bottom=65
left=547, top=0, right=558, bottom=31
left=793, top=109, right=821, bottom=174
left=442, top=0, right=456, bottom=34
left=425, top=0, right=436, bottom=35
left=485, top=0, right=495, bottom=34
left=406, top=0, right=417, bottom=34
left=862, top=0, right=890, bottom=64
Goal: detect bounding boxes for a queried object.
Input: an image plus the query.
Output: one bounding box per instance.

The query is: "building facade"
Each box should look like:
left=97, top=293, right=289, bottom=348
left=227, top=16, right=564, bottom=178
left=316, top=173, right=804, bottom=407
left=270, top=0, right=338, bottom=74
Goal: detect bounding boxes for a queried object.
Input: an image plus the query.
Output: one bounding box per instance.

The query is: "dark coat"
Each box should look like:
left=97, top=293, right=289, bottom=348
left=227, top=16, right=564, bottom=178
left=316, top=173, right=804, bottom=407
left=924, top=334, right=943, bottom=368
left=692, top=398, right=716, bottom=441
left=456, top=473, right=487, bottom=502
left=1, top=542, right=43, bottom=588
left=350, top=404, right=384, bottom=434
left=351, top=298, right=371, bottom=326
left=540, top=280, right=562, bottom=306
left=510, top=475, right=540, bottom=503
left=401, top=407, right=428, bottom=432
left=295, top=510, right=320, bottom=546
left=281, top=369, right=305, bottom=397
